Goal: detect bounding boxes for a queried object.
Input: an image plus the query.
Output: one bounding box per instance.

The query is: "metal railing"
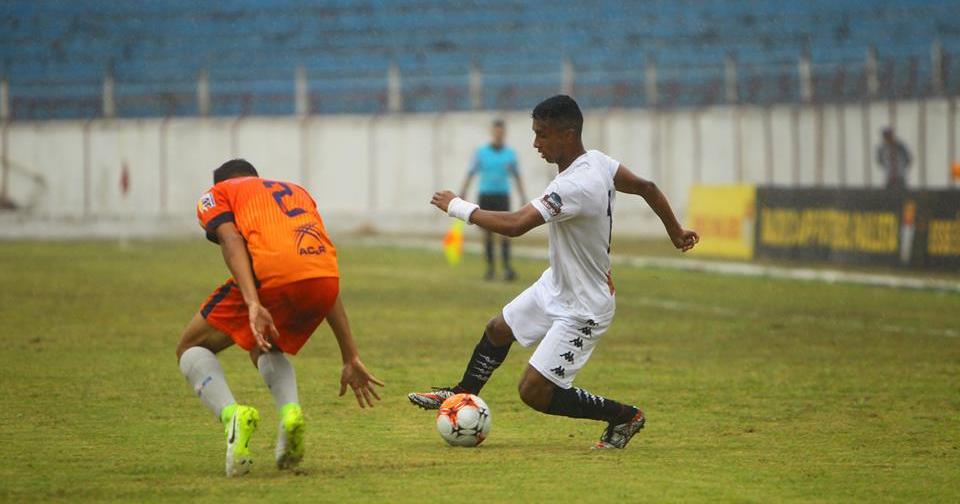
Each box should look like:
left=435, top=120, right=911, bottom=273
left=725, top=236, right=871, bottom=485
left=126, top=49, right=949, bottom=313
left=1, top=42, right=957, bottom=121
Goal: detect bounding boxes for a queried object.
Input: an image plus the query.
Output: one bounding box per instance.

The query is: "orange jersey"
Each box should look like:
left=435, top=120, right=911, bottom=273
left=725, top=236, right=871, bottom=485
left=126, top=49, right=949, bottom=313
left=196, top=177, right=338, bottom=288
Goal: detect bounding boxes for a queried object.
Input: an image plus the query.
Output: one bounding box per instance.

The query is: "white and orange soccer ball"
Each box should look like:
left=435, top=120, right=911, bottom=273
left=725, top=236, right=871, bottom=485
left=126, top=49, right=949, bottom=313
left=435, top=393, right=492, bottom=447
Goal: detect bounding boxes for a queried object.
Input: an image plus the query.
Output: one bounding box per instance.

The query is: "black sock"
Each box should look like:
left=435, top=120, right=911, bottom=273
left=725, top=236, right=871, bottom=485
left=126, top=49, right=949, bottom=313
left=546, top=386, right=638, bottom=424
left=455, top=333, right=511, bottom=394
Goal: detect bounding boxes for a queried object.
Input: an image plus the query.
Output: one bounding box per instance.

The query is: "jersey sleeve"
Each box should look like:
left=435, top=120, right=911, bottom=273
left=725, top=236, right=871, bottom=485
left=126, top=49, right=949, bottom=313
left=196, top=185, right=235, bottom=243
left=530, top=178, right=584, bottom=223
left=600, top=151, right=621, bottom=179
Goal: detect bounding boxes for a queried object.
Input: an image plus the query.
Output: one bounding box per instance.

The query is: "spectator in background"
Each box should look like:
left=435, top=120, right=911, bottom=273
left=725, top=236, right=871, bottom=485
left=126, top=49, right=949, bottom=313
left=876, top=127, right=912, bottom=189
left=460, top=119, right=527, bottom=281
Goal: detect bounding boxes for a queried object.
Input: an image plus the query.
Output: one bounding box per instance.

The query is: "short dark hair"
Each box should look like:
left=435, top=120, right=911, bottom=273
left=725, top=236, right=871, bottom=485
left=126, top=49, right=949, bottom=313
left=492, top=119, right=505, bottom=128
left=213, top=159, right=258, bottom=184
left=532, top=95, right=583, bottom=135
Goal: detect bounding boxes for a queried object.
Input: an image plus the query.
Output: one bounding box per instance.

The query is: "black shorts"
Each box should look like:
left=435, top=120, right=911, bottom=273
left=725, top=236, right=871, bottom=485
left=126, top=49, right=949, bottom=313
left=478, top=193, right=510, bottom=212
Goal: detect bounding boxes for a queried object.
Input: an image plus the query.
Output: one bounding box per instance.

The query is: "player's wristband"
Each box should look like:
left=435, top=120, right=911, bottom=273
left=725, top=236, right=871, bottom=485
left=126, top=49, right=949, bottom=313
left=447, top=197, right=479, bottom=223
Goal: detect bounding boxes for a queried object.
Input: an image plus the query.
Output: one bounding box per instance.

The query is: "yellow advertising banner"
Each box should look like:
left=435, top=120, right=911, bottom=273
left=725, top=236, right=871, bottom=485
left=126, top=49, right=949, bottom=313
left=687, top=184, right=756, bottom=259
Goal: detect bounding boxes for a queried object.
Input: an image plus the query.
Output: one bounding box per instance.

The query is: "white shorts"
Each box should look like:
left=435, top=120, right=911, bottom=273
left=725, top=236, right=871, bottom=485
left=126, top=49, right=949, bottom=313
left=502, top=275, right=613, bottom=389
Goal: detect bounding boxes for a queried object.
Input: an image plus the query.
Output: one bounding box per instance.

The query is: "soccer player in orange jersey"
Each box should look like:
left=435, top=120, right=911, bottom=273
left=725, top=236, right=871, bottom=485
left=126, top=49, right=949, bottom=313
left=175, top=159, right=384, bottom=477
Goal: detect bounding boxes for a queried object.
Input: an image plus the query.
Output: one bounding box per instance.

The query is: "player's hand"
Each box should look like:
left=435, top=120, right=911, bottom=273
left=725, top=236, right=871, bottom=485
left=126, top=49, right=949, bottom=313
left=430, top=190, right=457, bottom=213
left=339, top=357, right=385, bottom=408
left=671, top=229, right=700, bottom=252
left=248, top=303, right=279, bottom=352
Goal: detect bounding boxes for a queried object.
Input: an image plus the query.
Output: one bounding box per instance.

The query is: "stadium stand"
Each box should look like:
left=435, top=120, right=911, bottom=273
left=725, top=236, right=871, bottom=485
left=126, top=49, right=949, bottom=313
left=1, top=0, right=958, bottom=119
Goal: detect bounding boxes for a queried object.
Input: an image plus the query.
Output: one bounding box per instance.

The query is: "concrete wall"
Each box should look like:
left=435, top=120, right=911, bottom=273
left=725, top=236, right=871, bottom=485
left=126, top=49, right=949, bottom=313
left=1, top=98, right=957, bottom=237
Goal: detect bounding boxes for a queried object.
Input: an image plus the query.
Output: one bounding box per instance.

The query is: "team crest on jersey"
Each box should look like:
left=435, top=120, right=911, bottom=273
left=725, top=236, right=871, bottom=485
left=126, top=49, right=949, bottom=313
left=294, top=222, right=326, bottom=256
left=540, top=192, right=563, bottom=216
left=197, top=192, right=216, bottom=213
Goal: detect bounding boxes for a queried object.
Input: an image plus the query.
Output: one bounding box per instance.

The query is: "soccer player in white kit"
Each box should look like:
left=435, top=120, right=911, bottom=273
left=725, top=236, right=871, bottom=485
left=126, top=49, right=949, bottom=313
left=409, top=95, right=699, bottom=448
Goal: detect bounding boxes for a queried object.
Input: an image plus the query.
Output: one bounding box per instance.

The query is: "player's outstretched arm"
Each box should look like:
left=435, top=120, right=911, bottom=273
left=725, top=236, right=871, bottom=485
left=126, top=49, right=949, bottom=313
left=215, top=222, right=280, bottom=351
left=612, top=165, right=699, bottom=252
left=325, top=295, right=385, bottom=408
left=431, top=190, right=545, bottom=237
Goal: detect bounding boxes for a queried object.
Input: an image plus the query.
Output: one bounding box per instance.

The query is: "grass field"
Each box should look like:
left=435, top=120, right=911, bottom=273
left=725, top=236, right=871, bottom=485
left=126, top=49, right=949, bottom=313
left=1, top=239, right=958, bottom=503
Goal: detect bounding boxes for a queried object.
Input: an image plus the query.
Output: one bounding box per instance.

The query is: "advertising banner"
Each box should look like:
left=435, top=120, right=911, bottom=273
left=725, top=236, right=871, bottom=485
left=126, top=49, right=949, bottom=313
left=755, top=188, right=960, bottom=271
left=687, top=184, right=756, bottom=259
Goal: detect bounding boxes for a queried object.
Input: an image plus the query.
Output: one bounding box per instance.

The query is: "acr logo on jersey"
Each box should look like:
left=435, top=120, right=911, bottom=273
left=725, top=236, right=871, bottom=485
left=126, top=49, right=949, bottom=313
left=294, top=222, right=326, bottom=256
left=541, top=192, right=563, bottom=216
left=197, top=192, right=216, bottom=213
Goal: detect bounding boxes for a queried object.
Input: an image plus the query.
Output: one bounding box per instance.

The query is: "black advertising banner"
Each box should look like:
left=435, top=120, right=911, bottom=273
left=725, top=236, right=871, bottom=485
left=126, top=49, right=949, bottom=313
left=755, top=188, right=960, bottom=271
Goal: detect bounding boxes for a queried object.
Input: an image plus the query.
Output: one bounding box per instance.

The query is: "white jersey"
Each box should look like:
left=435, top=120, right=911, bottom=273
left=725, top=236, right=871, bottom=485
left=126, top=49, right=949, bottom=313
left=530, top=149, right=620, bottom=320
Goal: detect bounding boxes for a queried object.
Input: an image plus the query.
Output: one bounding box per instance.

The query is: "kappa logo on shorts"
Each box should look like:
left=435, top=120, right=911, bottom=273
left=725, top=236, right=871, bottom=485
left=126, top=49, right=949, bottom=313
left=197, top=192, right=216, bottom=213
left=569, top=337, right=584, bottom=348
left=578, top=320, right=598, bottom=336
left=294, top=222, right=326, bottom=256
left=560, top=351, right=575, bottom=364
left=540, top=192, right=563, bottom=216
left=550, top=366, right=566, bottom=378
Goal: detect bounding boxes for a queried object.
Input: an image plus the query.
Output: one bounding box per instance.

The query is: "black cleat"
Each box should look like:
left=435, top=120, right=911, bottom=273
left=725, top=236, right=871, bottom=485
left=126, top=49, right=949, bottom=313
left=407, top=387, right=458, bottom=410
left=594, top=409, right=645, bottom=449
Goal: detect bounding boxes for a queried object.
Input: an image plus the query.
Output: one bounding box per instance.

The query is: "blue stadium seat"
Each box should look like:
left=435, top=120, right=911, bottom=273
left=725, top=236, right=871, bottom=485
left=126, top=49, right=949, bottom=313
left=0, top=0, right=957, bottom=119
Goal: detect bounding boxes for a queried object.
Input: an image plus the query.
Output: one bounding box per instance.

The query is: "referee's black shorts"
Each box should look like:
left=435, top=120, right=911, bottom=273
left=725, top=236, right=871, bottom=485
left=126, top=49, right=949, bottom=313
left=478, top=193, right=510, bottom=212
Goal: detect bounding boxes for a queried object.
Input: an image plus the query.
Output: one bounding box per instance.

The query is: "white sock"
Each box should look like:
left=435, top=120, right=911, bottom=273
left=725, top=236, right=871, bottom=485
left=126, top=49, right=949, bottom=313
left=179, top=346, right=236, bottom=420
left=257, top=352, right=299, bottom=410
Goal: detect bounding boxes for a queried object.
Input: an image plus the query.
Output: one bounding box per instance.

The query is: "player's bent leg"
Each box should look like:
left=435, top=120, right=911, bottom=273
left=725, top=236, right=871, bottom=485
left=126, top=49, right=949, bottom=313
left=517, top=364, right=555, bottom=412
left=176, top=312, right=234, bottom=360
left=523, top=318, right=645, bottom=448
left=177, top=312, right=263, bottom=475
left=252, top=348, right=305, bottom=470
left=176, top=313, right=238, bottom=421
left=521, top=362, right=644, bottom=448
left=456, top=314, right=514, bottom=393
left=407, top=313, right=516, bottom=410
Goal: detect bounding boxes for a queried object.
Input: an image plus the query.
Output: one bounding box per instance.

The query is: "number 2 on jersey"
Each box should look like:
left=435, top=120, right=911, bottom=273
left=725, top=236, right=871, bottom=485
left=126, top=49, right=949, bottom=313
left=263, top=181, right=305, bottom=217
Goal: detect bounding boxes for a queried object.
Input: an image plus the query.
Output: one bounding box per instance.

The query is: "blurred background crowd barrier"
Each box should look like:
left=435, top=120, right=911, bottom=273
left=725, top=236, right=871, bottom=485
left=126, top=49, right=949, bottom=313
left=0, top=1, right=958, bottom=270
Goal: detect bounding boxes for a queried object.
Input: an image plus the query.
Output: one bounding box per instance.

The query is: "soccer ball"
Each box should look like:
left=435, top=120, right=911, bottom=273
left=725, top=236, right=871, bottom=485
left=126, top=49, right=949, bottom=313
left=435, top=393, right=491, bottom=447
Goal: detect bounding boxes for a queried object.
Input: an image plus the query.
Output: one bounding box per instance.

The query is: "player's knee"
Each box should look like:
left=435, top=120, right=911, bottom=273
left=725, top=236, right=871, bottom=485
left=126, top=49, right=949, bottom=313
left=517, top=376, right=552, bottom=412
left=175, top=338, right=192, bottom=362
left=484, top=316, right=514, bottom=347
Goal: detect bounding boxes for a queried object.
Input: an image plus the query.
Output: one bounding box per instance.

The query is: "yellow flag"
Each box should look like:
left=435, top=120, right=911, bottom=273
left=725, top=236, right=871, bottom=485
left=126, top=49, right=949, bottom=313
left=443, top=220, right=465, bottom=265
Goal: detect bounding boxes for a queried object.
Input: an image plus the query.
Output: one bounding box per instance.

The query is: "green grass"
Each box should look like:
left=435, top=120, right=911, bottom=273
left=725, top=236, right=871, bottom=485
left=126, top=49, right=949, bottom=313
left=0, top=239, right=958, bottom=503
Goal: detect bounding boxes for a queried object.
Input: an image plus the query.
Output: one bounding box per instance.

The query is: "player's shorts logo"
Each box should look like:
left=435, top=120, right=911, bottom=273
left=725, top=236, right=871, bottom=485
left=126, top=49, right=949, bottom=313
left=294, top=222, right=326, bottom=256
left=540, top=192, right=563, bottom=216
left=197, top=192, right=216, bottom=213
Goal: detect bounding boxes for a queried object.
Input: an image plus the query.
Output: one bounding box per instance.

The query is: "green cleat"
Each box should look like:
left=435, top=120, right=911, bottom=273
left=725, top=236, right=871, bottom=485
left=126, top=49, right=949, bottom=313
left=275, top=403, right=305, bottom=470
left=224, top=405, right=260, bottom=477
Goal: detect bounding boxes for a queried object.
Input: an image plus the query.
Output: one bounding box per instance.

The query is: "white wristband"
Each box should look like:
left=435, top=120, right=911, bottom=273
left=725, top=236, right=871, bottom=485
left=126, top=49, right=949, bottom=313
left=447, top=197, right=479, bottom=223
